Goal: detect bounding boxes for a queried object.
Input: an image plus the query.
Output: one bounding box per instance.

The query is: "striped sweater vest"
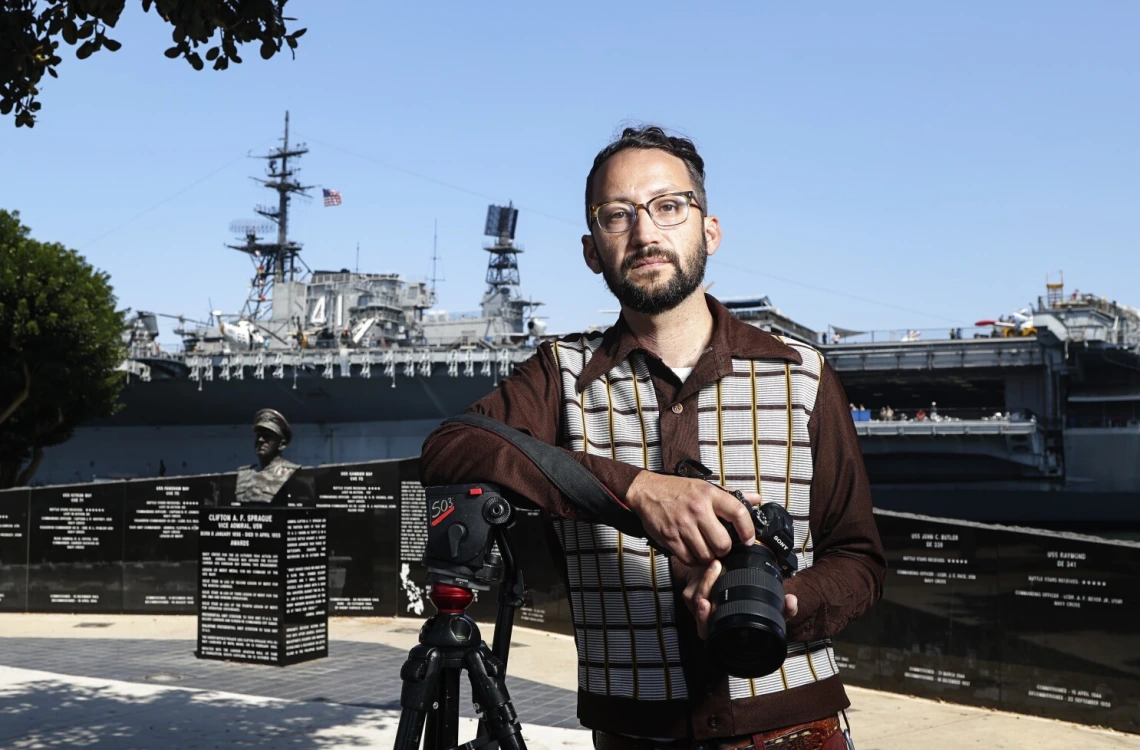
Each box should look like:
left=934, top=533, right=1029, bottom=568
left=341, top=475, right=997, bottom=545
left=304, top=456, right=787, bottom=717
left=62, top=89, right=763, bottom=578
left=550, top=334, right=840, bottom=704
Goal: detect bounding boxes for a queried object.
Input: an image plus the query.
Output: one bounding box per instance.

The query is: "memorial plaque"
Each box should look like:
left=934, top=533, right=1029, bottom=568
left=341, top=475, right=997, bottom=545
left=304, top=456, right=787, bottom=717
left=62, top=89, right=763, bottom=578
left=303, top=462, right=400, bottom=616
left=876, top=513, right=1003, bottom=708
left=512, top=507, right=574, bottom=637
left=27, top=483, right=124, bottom=613
left=197, top=507, right=328, bottom=666
left=123, top=477, right=223, bottom=613
left=832, top=602, right=882, bottom=689
left=283, top=511, right=330, bottom=662
left=398, top=461, right=433, bottom=620
left=0, top=489, right=30, bottom=612
left=998, top=530, right=1139, bottom=732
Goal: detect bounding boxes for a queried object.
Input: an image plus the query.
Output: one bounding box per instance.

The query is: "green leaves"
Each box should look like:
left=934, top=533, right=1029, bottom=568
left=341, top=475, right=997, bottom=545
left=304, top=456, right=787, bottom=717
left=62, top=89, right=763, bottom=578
left=3, top=1, right=305, bottom=127
left=0, top=209, right=127, bottom=485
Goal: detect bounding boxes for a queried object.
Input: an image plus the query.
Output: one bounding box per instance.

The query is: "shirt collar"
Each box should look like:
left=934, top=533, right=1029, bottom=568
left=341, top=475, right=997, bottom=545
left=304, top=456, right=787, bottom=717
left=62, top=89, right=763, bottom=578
left=576, top=294, right=803, bottom=392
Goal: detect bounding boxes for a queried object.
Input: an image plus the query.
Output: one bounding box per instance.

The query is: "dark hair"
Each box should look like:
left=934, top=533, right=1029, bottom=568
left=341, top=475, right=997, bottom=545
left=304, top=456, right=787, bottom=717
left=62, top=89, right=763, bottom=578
left=585, top=125, right=707, bottom=227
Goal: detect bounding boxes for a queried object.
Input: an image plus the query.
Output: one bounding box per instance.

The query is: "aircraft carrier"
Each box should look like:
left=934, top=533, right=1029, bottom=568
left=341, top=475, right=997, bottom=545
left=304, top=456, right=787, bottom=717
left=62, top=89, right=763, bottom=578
left=819, top=286, right=1140, bottom=529
left=28, top=118, right=1140, bottom=528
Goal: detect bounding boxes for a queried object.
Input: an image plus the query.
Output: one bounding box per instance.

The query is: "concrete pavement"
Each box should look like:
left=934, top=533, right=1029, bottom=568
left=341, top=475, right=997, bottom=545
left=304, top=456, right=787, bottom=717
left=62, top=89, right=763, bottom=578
left=0, top=614, right=1136, bottom=750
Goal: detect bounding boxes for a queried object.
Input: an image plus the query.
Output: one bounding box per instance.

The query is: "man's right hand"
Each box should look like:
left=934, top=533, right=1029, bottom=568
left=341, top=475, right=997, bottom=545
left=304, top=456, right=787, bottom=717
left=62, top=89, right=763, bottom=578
left=625, top=471, right=760, bottom=566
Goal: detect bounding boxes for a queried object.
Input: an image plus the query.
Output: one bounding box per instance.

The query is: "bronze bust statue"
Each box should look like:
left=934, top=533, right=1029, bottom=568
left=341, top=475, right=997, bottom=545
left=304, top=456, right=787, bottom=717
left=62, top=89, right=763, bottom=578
left=235, top=408, right=304, bottom=505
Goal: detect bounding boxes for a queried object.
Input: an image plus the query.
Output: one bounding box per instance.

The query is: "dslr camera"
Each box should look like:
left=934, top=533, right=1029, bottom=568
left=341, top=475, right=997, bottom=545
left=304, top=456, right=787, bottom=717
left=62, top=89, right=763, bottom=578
left=676, top=459, right=798, bottom=679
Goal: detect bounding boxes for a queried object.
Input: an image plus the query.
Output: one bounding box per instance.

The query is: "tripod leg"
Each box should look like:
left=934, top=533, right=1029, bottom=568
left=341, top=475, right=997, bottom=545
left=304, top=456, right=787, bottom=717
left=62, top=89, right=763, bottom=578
left=426, top=667, right=461, bottom=750
left=394, top=647, right=442, bottom=750
left=465, top=644, right=527, bottom=750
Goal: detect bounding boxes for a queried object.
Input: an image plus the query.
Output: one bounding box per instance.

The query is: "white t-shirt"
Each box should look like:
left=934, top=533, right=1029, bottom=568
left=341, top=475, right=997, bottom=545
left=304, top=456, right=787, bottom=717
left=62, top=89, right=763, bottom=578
left=670, top=366, right=694, bottom=383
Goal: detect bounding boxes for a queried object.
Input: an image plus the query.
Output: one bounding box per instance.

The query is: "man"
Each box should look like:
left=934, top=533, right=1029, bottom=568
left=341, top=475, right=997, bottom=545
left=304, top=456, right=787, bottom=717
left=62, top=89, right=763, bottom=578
left=421, top=126, right=884, bottom=750
left=235, top=408, right=311, bottom=505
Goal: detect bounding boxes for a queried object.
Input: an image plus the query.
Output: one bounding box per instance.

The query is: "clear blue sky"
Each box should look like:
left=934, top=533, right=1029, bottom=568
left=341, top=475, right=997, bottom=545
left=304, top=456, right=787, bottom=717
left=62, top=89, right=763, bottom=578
left=2, top=2, right=1137, bottom=346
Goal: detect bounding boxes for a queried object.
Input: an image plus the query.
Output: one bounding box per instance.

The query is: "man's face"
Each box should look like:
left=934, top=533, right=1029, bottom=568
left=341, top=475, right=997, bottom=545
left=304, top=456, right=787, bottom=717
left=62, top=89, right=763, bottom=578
left=254, top=427, right=283, bottom=461
left=583, top=148, right=720, bottom=315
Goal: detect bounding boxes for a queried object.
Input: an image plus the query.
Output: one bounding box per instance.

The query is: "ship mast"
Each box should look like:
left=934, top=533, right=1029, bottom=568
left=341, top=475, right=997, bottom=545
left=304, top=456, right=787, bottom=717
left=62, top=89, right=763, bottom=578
left=481, top=202, right=542, bottom=337
left=228, top=111, right=313, bottom=319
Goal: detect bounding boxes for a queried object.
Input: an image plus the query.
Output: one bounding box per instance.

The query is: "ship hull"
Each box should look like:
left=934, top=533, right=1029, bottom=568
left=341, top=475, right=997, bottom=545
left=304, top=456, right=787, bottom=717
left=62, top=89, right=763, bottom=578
left=35, top=371, right=501, bottom=484
left=31, top=361, right=1140, bottom=529
left=104, top=369, right=502, bottom=426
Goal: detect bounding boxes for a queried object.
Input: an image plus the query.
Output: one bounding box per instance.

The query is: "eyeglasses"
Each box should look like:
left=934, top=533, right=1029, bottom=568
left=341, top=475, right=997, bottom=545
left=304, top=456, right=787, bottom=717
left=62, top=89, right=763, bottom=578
left=590, top=191, right=703, bottom=234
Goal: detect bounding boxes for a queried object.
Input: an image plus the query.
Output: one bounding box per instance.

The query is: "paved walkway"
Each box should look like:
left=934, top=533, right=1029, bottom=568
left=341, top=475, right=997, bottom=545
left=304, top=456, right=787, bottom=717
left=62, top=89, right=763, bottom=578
left=0, top=615, right=1137, bottom=750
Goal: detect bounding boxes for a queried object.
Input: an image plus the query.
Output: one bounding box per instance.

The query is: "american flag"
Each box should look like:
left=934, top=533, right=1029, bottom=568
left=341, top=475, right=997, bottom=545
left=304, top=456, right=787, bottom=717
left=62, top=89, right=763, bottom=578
left=322, top=188, right=342, bottom=207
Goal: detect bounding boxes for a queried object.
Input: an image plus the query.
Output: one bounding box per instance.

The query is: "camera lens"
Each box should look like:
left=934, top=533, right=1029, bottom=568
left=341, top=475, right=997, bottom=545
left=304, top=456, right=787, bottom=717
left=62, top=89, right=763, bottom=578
left=705, top=544, right=787, bottom=678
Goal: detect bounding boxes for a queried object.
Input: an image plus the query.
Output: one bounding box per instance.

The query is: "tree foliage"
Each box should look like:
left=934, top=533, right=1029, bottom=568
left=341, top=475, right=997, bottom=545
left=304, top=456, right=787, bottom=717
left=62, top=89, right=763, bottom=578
left=1, top=0, right=306, bottom=127
left=0, top=209, right=127, bottom=487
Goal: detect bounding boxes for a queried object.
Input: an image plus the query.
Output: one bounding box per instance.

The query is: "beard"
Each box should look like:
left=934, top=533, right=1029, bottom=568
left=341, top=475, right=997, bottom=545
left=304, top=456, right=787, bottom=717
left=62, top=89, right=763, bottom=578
left=602, top=236, right=708, bottom=315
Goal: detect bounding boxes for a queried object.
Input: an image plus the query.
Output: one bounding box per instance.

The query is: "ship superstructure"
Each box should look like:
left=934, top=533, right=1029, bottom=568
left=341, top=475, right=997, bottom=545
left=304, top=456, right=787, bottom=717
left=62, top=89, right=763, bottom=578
left=122, top=116, right=544, bottom=386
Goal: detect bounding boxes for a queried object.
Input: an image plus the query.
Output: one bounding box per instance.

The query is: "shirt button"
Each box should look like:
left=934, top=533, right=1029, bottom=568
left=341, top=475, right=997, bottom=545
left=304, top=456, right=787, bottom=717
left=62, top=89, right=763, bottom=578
left=706, top=714, right=719, bottom=729
left=671, top=403, right=683, bottom=414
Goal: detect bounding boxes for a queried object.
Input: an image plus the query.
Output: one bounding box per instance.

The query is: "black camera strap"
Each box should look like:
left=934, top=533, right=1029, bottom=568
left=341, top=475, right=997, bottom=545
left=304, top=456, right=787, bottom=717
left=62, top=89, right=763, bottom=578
left=441, top=413, right=649, bottom=538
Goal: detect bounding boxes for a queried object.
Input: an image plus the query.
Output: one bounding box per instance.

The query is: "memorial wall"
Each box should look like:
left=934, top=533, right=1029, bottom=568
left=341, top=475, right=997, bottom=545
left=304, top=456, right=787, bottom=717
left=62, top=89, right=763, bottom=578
left=833, top=510, right=1139, bottom=733
left=0, top=463, right=1136, bottom=732
left=0, top=489, right=28, bottom=612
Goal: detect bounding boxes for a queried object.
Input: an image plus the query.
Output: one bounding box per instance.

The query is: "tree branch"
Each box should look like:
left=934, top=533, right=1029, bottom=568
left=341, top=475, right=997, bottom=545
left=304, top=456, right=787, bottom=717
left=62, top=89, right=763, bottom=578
left=12, top=408, right=64, bottom=488
left=0, top=361, right=31, bottom=426
left=14, top=445, right=43, bottom=486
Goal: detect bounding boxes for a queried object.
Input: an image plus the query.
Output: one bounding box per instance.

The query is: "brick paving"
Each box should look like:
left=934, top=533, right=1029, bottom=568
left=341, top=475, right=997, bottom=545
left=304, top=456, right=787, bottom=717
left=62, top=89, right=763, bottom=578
left=0, top=637, right=583, bottom=729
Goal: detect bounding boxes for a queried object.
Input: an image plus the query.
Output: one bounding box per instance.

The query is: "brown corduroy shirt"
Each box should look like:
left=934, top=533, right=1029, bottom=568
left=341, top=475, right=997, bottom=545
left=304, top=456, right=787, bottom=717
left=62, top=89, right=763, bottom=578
left=420, top=295, right=885, bottom=739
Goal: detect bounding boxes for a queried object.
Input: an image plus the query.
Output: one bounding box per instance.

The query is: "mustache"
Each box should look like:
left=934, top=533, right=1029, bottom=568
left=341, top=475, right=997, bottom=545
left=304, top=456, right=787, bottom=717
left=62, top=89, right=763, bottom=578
left=622, top=247, right=679, bottom=273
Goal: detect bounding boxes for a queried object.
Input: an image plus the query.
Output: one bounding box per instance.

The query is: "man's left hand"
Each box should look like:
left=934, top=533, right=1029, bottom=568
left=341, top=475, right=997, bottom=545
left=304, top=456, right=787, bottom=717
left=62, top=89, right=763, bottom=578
left=672, top=557, right=798, bottom=640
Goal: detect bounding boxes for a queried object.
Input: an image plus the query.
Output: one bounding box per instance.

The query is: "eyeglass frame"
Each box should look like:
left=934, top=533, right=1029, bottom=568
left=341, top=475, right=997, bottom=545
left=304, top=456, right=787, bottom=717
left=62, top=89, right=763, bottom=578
left=589, top=190, right=705, bottom=233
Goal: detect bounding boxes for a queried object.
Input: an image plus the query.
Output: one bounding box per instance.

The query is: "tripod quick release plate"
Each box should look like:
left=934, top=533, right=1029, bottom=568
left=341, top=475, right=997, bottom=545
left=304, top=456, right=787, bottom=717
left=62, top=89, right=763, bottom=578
left=424, top=483, right=512, bottom=591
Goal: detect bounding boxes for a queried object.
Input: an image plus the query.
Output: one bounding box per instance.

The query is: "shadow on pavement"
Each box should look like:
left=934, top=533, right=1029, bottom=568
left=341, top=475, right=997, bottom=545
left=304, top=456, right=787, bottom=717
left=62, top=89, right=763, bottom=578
left=0, top=674, right=396, bottom=749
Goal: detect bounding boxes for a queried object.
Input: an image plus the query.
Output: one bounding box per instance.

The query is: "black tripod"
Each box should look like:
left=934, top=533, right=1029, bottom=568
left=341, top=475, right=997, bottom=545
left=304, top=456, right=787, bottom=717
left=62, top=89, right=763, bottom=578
left=393, top=525, right=528, bottom=750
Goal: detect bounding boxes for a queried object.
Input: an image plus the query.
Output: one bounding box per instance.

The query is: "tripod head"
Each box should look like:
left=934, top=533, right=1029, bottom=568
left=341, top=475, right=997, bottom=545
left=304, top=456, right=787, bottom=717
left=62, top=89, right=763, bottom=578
left=420, top=483, right=525, bottom=664
left=424, top=483, right=513, bottom=591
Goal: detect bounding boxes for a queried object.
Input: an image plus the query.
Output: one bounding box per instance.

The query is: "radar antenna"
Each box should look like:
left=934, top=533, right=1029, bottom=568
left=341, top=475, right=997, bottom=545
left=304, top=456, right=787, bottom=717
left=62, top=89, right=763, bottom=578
left=481, top=202, right=542, bottom=339
left=483, top=202, right=521, bottom=292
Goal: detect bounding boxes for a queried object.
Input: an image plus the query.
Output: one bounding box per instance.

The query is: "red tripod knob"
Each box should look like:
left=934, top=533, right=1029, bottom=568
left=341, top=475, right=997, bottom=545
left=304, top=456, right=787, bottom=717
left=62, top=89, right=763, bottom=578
left=428, top=583, right=474, bottom=614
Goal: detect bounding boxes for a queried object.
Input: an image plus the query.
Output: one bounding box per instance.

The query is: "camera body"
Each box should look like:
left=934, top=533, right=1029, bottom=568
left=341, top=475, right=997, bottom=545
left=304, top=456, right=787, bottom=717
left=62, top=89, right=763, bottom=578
left=726, top=494, right=796, bottom=561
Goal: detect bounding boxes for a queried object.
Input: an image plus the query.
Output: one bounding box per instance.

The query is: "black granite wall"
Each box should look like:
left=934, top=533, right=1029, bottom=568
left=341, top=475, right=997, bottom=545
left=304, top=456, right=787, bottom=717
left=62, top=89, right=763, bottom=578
left=833, top=510, right=1139, bottom=733
left=1, top=466, right=1136, bottom=732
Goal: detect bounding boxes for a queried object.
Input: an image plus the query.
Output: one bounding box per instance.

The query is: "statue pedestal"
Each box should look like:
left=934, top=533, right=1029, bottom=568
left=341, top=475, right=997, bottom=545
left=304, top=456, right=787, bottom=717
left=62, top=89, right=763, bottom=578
left=196, top=507, right=328, bottom=666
